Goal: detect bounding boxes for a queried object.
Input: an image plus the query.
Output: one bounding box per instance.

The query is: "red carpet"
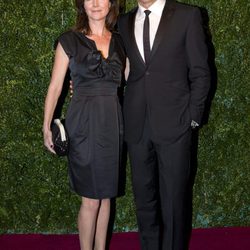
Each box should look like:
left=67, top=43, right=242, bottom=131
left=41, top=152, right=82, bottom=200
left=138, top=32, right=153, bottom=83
left=0, top=227, right=249, bottom=250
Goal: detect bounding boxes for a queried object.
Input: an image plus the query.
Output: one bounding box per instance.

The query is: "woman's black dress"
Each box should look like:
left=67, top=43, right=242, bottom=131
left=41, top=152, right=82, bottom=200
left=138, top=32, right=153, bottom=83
left=58, top=30, right=125, bottom=199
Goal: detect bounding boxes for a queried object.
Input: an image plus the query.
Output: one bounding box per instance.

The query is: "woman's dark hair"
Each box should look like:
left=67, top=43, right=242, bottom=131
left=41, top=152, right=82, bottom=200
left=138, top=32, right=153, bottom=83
left=74, top=0, right=119, bottom=34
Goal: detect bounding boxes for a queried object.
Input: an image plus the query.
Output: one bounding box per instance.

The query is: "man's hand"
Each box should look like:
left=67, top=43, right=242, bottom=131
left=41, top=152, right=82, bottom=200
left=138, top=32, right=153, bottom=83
left=191, top=120, right=199, bottom=129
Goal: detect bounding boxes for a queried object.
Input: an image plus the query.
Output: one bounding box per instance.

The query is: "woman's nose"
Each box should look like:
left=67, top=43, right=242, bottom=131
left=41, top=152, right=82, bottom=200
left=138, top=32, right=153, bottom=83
left=93, top=0, right=99, bottom=7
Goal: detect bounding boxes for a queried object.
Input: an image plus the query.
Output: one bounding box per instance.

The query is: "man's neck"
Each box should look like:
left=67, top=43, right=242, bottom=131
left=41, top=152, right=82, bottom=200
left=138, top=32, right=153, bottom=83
left=138, top=0, right=158, bottom=9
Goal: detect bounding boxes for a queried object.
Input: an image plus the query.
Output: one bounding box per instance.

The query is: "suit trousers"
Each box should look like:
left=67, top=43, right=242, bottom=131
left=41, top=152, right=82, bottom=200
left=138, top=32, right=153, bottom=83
left=128, top=118, right=192, bottom=250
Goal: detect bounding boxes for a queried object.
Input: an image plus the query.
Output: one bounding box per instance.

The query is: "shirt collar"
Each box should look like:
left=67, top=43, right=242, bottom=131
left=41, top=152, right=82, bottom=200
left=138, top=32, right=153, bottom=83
left=137, top=0, right=166, bottom=19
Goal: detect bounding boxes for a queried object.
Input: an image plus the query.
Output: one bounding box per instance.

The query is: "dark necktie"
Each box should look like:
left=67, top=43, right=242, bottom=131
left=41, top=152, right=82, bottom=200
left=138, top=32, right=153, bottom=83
left=143, top=10, right=151, bottom=65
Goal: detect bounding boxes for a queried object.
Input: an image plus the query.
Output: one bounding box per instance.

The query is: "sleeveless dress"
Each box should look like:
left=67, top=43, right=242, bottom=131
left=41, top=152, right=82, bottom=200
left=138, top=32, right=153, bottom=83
left=58, top=30, right=126, bottom=199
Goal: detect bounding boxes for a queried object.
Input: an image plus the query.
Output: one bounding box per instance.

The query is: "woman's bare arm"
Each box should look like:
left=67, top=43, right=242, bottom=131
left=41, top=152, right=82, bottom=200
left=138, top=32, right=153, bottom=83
left=43, top=43, right=69, bottom=153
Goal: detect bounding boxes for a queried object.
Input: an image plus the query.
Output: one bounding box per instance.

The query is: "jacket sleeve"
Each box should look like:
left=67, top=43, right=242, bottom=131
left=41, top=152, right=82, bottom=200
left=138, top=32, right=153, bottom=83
left=185, top=8, right=211, bottom=124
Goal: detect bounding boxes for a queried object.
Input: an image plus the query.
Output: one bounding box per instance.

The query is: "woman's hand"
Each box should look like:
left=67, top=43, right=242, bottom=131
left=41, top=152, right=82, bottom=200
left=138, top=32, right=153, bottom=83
left=69, top=80, right=73, bottom=97
left=43, top=129, right=56, bottom=154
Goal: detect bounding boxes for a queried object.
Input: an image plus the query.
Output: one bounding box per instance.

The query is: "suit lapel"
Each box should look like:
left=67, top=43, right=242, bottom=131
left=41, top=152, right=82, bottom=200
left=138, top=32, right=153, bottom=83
left=150, top=0, right=176, bottom=60
left=128, top=7, right=146, bottom=66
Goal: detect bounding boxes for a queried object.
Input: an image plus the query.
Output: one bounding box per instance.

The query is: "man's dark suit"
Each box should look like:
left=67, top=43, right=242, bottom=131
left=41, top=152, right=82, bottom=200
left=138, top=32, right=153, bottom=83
left=118, top=0, right=210, bottom=249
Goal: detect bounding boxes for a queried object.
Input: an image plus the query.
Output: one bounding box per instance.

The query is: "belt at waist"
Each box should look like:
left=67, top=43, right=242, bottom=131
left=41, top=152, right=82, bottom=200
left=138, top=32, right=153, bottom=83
left=73, top=87, right=117, bottom=97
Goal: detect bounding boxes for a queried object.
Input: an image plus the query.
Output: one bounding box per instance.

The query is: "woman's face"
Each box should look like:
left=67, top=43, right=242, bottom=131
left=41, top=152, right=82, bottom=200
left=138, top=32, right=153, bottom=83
left=84, top=0, right=111, bottom=22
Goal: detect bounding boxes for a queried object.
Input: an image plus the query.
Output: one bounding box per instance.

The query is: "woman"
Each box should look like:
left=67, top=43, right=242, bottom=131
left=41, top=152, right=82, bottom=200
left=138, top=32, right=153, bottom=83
left=43, top=0, right=125, bottom=249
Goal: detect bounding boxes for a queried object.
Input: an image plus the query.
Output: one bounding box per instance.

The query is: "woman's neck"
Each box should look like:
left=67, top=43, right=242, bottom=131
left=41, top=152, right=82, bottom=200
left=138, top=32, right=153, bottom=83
left=89, top=20, right=108, bottom=37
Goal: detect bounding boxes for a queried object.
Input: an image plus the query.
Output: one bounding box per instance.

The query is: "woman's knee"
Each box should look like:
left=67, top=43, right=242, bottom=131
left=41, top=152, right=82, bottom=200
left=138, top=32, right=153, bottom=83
left=82, top=197, right=100, bottom=211
left=100, top=199, right=110, bottom=207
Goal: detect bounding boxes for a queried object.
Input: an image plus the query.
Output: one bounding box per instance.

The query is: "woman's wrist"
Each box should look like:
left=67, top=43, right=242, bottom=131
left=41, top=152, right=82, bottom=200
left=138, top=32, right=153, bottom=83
left=43, top=124, right=51, bottom=133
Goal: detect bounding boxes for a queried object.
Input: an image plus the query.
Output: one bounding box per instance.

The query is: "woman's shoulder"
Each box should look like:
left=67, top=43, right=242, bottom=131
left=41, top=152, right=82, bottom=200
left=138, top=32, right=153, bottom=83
left=111, top=31, right=126, bottom=59
left=112, top=31, right=124, bottom=45
left=59, top=30, right=94, bottom=48
left=58, top=29, right=79, bottom=42
left=57, top=30, right=81, bottom=57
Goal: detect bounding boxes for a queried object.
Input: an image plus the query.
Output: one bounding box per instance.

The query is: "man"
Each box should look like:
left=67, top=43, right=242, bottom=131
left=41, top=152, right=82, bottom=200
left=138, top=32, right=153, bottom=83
left=117, top=0, right=210, bottom=249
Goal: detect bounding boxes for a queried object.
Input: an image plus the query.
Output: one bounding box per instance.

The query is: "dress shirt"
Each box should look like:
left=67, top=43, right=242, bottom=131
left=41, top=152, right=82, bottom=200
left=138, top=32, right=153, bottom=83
left=134, top=0, right=166, bottom=62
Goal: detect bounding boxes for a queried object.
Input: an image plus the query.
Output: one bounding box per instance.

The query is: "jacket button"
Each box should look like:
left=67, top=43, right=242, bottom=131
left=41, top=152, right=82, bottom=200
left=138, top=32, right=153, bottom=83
left=146, top=71, right=150, bottom=76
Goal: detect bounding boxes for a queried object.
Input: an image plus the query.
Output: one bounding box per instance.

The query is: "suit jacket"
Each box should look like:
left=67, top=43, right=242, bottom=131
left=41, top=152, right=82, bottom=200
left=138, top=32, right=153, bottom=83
left=118, top=0, right=211, bottom=144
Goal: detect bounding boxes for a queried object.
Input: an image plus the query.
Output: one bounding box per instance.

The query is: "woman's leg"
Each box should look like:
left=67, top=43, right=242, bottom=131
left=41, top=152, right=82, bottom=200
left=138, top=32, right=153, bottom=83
left=78, top=197, right=100, bottom=250
left=94, top=199, right=111, bottom=250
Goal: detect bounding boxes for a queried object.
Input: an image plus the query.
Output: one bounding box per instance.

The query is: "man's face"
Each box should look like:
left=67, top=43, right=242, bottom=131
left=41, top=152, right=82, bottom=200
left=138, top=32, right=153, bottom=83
left=137, top=0, right=157, bottom=8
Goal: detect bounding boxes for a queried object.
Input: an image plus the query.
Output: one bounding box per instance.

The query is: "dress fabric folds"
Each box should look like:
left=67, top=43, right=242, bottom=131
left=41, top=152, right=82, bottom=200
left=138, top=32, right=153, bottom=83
left=58, top=30, right=125, bottom=198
